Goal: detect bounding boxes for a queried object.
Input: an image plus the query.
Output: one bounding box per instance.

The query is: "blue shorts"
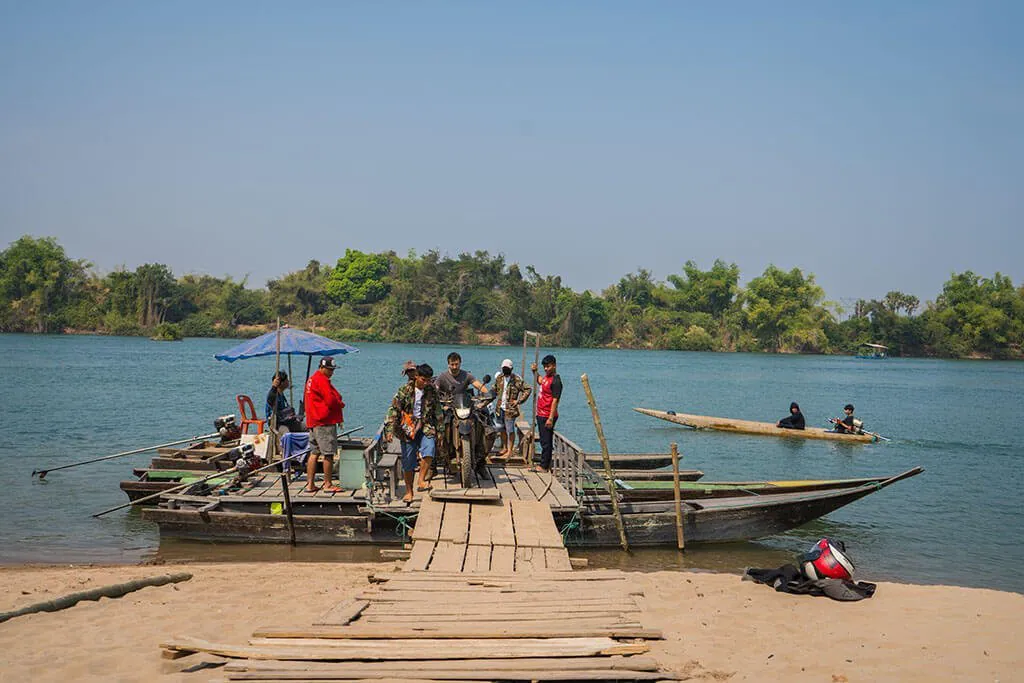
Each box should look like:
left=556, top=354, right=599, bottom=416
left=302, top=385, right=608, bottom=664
left=400, top=434, right=436, bottom=472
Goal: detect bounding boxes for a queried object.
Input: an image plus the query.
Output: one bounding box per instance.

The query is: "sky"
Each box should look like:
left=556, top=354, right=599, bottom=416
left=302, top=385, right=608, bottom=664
left=1, top=1, right=1021, bottom=307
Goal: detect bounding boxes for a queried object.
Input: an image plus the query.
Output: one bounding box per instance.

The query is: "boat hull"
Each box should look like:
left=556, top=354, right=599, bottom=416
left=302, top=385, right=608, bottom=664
left=634, top=408, right=877, bottom=443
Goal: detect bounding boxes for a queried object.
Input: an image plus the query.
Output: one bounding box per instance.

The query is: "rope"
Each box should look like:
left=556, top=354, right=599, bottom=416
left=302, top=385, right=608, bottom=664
left=559, top=510, right=582, bottom=545
left=373, top=509, right=419, bottom=542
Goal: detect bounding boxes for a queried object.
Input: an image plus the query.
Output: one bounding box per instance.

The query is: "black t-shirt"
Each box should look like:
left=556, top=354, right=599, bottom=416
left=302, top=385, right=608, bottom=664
left=435, top=369, right=477, bottom=396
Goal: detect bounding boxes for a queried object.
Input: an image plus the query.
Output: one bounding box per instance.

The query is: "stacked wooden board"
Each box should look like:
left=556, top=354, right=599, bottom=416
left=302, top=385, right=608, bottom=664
left=160, top=496, right=677, bottom=681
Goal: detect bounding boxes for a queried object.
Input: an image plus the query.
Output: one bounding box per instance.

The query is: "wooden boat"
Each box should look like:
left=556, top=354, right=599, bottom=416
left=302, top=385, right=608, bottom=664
left=581, top=452, right=683, bottom=469
left=856, top=343, right=889, bottom=359
left=572, top=467, right=923, bottom=545
left=602, top=469, right=703, bottom=481
left=581, top=473, right=909, bottom=503
left=634, top=408, right=879, bottom=443
left=119, top=469, right=233, bottom=504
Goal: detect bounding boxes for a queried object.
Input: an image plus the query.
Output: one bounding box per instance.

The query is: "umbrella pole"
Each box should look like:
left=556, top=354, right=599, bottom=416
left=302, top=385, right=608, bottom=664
left=274, top=318, right=296, bottom=546
left=288, top=354, right=294, bottom=406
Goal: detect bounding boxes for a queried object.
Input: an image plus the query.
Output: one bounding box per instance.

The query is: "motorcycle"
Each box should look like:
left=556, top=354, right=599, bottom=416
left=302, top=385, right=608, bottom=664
left=438, top=374, right=495, bottom=488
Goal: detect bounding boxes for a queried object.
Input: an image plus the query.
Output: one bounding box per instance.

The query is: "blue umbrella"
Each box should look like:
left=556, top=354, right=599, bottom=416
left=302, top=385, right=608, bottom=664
left=214, top=328, right=359, bottom=362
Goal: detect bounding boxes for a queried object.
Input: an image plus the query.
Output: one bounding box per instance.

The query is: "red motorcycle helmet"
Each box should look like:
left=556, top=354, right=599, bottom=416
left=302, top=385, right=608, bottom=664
left=801, top=538, right=855, bottom=580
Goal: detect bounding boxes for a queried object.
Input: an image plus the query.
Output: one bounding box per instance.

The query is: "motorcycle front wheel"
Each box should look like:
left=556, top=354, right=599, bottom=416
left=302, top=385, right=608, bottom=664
left=460, top=436, right=473, bottom=488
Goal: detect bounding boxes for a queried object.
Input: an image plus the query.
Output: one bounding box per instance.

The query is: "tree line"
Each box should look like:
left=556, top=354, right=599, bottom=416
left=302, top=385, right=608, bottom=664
left=1, top=235, right=1022, bottom=359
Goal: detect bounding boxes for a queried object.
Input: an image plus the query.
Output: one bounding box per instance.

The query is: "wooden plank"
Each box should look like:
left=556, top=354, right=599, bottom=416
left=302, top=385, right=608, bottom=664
left=431, top=488, right=501, bottom=503
left=467, top=502, right=499, bottom=546
left=504, top=468, right=536, bottom=501
left=226, top=669, right=673, bottom=681
left=509, top=499, right=563, bottom=549
left=163, top=635, right=638, bottom=660
left=489, top=545, right=515, bottom=573
left=250, top=624, right=663, bottom=640
left=404, top=541, right=434, bottom=572
left=462, top=545, right=491, bottom=573
left=515, top=546, right=537, bottom=574
left=375, top=569, right=630, bottom=581
left=543, top=547, right=573, bottom=571
left=519, top=469, right=557, bottom=505
left=359, top=594, right=639, bottom=606
left=427, top=541, right=466, bottom=572
left=489, top=467, right=518, bottom=502
left=359, top=611, right=640, bottom=623
left=410, top=499, right=443, bottom=542
left=437, top=502, right=469, bottom=543
left=226, top=656, right=662, bottom=673
left=313, top=600, right=369, bottom=626
left=491, top=502, right=515, bottom=546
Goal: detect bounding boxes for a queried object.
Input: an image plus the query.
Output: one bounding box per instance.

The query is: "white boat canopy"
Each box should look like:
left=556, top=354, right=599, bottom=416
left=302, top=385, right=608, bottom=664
left=863, top=343, right=888, bottom=349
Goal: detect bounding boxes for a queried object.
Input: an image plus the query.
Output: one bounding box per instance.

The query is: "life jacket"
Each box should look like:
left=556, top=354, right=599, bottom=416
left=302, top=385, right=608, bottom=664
left=400, top=411, right=421, bottom=440
left=801, top=538, right=855, bottom=580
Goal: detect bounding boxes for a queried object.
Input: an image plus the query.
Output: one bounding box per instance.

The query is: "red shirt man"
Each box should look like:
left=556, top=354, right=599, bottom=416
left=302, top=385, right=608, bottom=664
left=302, top=357, right=345, bottom=493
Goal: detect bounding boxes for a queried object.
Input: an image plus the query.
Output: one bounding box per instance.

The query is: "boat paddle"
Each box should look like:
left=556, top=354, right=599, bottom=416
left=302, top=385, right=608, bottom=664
left=32, top=432, right=222, bottom=480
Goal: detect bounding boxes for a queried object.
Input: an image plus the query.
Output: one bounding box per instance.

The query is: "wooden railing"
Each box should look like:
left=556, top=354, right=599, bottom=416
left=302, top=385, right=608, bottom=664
left=549, top=431, right=588, bottom=503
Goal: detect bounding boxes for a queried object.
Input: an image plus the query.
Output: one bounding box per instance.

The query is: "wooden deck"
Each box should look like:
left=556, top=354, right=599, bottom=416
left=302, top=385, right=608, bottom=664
left=406, top=498, right=572, bottom=573
left=206, top=463, right=579, bottom=512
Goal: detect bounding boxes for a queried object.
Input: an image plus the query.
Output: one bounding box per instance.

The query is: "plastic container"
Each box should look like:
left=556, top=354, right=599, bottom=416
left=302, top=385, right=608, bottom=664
left=337, top=447, right=365, bottom=490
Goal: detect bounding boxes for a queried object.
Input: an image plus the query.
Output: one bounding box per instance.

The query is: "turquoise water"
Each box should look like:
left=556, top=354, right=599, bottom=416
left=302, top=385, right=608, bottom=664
left=2, top=334, right=1022, bottom=592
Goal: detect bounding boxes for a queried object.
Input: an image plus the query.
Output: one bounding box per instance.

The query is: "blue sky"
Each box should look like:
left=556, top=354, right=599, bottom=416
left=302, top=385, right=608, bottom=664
left=1, top=1, right=1021, bottom=307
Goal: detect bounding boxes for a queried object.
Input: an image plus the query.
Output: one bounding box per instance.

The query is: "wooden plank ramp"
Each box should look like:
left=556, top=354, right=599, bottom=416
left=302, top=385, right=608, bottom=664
left=161, top=481, right=676, bottom=681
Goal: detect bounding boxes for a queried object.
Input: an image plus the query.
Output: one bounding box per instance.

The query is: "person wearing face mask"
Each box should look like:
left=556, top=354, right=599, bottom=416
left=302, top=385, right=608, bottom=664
left=491, top=359, right=532, bottom=458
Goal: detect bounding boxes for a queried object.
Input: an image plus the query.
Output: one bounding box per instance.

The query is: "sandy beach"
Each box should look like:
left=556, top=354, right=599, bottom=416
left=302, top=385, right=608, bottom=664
left=0, top=562, right=1020, bottom=682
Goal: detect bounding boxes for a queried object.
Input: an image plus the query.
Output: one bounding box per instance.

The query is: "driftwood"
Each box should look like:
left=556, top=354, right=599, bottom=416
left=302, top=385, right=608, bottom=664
left=0, top=572, right=193, bottom=624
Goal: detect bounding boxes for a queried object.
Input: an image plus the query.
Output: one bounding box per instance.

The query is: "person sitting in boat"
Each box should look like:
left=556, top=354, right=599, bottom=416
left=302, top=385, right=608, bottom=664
left=776, top=402, right=806, bottom=430
left=832, top=404, right=861, bottom=434
left=266, top=371, right=304, bottom=433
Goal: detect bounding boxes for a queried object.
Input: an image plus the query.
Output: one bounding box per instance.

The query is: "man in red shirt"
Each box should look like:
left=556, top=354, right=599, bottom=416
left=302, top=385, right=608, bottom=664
left=530, top=354, right=562, bottom=473
left=303, top=356, right=345, bottom=493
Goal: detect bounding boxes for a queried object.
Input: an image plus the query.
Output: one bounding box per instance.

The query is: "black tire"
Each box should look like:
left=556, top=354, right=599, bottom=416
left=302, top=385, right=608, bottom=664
left=460, top=436, right=473, bottom=489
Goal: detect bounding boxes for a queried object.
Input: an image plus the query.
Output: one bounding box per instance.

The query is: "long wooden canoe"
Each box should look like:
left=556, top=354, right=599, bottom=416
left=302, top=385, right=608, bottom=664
left=581, top=473, right=907, bottom=502
left=574, top=467, right=923, bottom=545
left=634, top=408, right=879, bottom=443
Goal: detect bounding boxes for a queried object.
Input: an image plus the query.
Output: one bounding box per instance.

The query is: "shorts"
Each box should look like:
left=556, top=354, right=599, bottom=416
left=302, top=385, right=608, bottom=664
left=400, top=434, right=436, bottom=472
left=309, top=424, right=338, bottom=458
left=497, top=409, right=517, bottom=435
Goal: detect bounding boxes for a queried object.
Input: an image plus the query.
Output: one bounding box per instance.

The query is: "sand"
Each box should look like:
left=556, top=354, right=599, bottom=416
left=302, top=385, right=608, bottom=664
left=0, top=562, right=1020, bottom=682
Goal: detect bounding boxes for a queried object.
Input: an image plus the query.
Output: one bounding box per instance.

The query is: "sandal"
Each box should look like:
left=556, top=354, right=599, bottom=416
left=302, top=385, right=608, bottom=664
left=303, top=485, right=320, bottom=493
left=402, top=495, right=414, bottom=505
left=322, top=485, right=344, bottom=494
left=416, top=485, right=433, bottom=492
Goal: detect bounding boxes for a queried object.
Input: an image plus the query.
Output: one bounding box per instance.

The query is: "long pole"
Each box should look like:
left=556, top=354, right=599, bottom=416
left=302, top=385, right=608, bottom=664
left=32, top=433, right=221, bottom=479
left=580, top=373, right=628, bottom=552
left=671, top=442, right=685, bottom=551
left=523, top=331, right=541, bottom=461
left=274, top=319, right=296, bottom=545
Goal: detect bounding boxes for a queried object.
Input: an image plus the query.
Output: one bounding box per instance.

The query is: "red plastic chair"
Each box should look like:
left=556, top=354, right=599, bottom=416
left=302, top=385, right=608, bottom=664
left=236, top=395, right=266, bottom=436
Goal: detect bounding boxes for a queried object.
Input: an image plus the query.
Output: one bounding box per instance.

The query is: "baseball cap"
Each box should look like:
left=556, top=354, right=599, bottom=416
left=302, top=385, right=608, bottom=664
left=319, top=357, right=336, bottom=369
left=501, top=359, right=513, bottom=369
left=401, top=360, right=416, bottom=375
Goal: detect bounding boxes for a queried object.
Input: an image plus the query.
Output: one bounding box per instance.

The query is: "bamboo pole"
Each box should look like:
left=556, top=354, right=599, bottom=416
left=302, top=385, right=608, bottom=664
left=32, top=432, right=221, bottom=478
left=671, top=442, right=684, bottom=550
left=523, top=331, right=541, bottom=462
left=580, top=373, right=628, bottom=552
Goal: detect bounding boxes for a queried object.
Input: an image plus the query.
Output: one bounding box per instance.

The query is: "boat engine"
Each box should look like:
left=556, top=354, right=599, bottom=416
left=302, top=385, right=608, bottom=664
left=801, top=538, right=855, bottom=580
left=215, top=414, right=241, bottom=442
left=233, top=443, right=259, bottom=479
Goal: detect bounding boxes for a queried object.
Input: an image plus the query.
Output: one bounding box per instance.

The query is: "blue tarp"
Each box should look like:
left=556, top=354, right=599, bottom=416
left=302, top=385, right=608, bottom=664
left=214, top=328, right=359, bottom=363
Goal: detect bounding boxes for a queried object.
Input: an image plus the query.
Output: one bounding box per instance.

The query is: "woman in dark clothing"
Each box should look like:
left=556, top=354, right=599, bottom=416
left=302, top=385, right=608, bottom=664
left=777, top=402, right=806, bottom=430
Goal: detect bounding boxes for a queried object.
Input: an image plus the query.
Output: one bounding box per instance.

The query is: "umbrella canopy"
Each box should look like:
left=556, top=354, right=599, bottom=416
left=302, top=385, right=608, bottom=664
left=214, top=328, right=359, bottom=363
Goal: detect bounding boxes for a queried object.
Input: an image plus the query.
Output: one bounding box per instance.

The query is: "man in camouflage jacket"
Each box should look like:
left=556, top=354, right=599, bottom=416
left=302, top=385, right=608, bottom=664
left=383, top=363, right=443, bottom=502
left=492, top=359, right=532, bottom=458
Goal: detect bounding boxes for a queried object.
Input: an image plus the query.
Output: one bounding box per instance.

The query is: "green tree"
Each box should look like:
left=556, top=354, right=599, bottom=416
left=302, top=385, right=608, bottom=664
left=0, top=236, right=90, bottom=333
left=325, top=249, right=391, bottom=304
left=742, top=265, right=829, bottom=352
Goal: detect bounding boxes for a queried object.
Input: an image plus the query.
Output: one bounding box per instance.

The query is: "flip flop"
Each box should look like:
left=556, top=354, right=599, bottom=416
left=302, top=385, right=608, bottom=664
left=416, top=485, right=433, bottom=492
left=303, top=486, right=320, bottom=493
left=322, top=485, right=344, bottom=493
